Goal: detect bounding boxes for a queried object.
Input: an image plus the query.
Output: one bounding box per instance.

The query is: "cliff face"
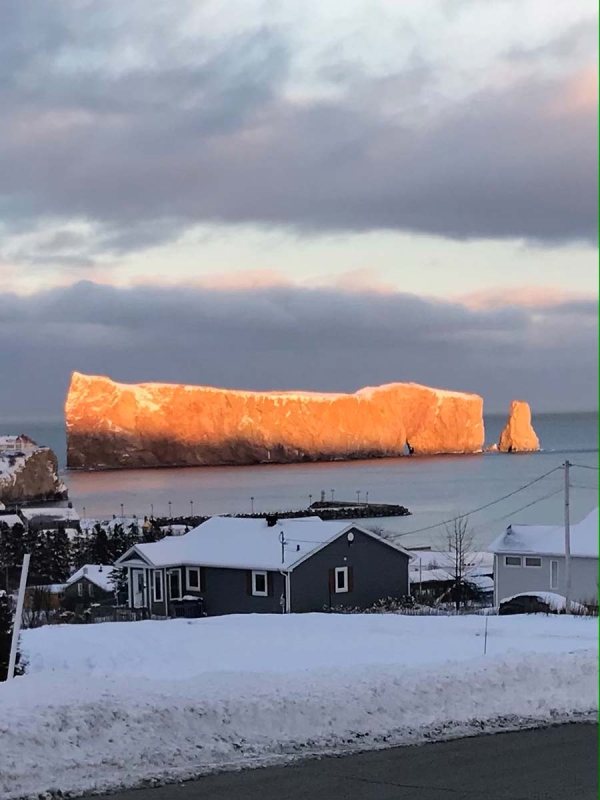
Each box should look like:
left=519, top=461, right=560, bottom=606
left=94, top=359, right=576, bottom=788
left=498, top=400, right=540, bottom=452
left=65, top=372, right=485, bottom=470
left=0, top=446, right=67, bottom=503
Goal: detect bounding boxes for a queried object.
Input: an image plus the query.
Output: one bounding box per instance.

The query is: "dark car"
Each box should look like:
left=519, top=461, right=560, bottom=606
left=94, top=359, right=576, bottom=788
left=499, top=593, right=555, bottom=615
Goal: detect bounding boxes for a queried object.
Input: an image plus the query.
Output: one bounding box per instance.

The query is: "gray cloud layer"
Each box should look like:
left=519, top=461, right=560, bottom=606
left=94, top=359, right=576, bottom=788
left=0, top=2, right=597, bottom=259
left=0, top=282, right=596, bottom=417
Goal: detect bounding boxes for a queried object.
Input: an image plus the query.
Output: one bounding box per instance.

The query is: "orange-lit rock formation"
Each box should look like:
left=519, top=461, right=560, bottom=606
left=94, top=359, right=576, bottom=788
left=498, top=400, right=540, bottom=452
left=65, top=372, right=485, bottom=470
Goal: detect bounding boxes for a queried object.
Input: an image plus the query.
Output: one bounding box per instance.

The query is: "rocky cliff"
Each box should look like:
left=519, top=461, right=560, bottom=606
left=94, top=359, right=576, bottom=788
left=0, top=445, right=67, bottom=504
left=65, top=373, right=486, bottom=470
left=498, top=400, right=540, bottom=452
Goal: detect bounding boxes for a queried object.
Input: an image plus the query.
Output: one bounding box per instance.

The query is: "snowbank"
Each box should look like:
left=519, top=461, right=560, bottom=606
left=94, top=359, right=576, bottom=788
left=1, top=614, right=597, bottom=799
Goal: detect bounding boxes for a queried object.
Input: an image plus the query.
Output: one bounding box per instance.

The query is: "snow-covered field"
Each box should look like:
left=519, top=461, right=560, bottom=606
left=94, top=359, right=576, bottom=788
left=1, top=613, right=597, bottom=799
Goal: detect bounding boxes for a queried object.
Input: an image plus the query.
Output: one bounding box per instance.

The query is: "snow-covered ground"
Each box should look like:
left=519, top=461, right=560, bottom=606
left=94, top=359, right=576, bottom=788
left=1, top=613, right=597, bottom=799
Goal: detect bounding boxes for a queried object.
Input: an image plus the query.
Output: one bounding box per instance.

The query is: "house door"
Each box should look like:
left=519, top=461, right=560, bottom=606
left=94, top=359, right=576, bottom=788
left=168, top=569, right=181, bottom=601
left=132, top=570, right=145, bottom=608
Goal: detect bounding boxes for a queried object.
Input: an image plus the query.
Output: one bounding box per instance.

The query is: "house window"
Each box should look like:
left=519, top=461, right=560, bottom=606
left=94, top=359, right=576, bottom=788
left=186, top=567, right=201, bottom=591
left=525, top=557, right=542, bottom=568
left=77, top=582, right=83, bottom=597
left=89, top=583, right=95, bottom=597
left=550, top=560, right=559, bottom=590
left=335, top=566, right=349, bottom=593
left=168, top=569, right=182, bottom=600
left=153, top=570, right=164, bottom=602
left=505, top=556, right=522, bottom=567
left=252, top=571, right=268, bottom=596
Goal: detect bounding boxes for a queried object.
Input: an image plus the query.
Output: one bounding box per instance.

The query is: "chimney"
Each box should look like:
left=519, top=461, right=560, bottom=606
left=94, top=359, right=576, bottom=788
left=266, top=514, right=278, bottom=527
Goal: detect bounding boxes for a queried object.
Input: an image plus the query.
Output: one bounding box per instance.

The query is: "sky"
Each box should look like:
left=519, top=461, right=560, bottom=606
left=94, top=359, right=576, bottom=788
left=1, top=0, right=597, bottom=417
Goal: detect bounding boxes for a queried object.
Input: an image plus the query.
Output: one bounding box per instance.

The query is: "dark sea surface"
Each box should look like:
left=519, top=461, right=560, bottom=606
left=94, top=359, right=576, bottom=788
left=3, top=413, right=598, bottom=548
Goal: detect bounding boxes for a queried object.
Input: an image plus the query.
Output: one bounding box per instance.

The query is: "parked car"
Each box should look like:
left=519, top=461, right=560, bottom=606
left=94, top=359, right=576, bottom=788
left=499, top=591, right=587, bottom=615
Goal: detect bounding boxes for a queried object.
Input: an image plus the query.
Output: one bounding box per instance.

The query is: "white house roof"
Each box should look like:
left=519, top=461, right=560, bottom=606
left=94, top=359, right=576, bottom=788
left=117, top=516, right=411, bottom=572
left=0, top=514, right=25, bottom=528
left=67, top=565, right=115, bottom=592
left=488, top=507, right=598, bottom=559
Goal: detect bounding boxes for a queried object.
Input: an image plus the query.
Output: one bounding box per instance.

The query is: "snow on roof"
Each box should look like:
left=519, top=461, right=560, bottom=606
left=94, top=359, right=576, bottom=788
left=119, top=516, right=408, bottom=571
left=67, top=565, right=115, bottom=592
left=408, top=550, right=493, bottom=573
left=0, top=514, right=25, bottom=528
left=80, top=516, right=141, bottom=531
left=21, top=507, right=80, bottom=522
left=489, top=508, right=598, bottom=559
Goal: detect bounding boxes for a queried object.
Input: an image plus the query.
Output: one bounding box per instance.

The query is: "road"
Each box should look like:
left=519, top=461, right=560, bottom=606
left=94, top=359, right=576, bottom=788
left=105, top=723, right=597, bottom=800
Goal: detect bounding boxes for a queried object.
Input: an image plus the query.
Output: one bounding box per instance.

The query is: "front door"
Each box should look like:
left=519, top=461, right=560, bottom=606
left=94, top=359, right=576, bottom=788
left=132, top=569, right=145, bottom=608
left=168, top=569, right=181, bottom=601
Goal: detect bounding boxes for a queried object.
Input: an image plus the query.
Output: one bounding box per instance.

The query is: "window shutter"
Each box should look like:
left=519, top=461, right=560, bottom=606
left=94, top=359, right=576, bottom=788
left=329, top=569, right=335, bottom=591
left=200, top=567, right=206, bottom=592
left=246, top=571, right=253, bottom=596
left=348, top=566, right=354, bottom=592
left=267, top=572, right=274, bottom=597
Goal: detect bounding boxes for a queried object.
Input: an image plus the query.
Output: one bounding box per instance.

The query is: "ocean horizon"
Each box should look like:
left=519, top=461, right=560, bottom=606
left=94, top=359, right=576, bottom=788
left=2, top=411, right=597, bottom=550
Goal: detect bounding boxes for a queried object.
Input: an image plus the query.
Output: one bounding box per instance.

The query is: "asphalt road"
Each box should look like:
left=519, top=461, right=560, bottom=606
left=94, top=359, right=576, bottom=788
left=105, top=724, right=597, bottom=800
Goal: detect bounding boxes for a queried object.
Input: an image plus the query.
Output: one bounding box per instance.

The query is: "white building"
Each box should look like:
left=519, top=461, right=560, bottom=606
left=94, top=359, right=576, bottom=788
left=488, top=508, right=598, bottom=607
left=0, top=435, right=38, bottom=453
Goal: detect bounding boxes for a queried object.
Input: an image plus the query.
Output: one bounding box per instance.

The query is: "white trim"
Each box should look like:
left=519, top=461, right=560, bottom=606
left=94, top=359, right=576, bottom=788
left=77, top=582, right=83, bottom=597
left=252, top=570, right=268, bottom=597
left=288, top=524, right=413, bottom=572
left=524, top=556, right=542, bottom=568
left=167, top=568, right=182, bottom=601
left=550, top=559, right=559, bottom=590
left=186, top=566, right=201, bottom=591
left=334, top=566, right=349, bottom=593
left=504, top=555, right=522, bottom=567
left=153, top=570, right=164, bottom=603
left=284, top=571, right=291, bottom=613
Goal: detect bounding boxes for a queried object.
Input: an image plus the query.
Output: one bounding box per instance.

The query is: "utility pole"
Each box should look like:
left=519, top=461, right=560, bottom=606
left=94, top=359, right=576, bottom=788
left=564, top=460, right=571, bottom=615
left=7, top=553, right=30, bottom=681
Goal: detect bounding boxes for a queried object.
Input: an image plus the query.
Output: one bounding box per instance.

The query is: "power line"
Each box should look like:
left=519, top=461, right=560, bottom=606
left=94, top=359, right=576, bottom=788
left=570, top=483, right=599, bottom=491
left=388, top=465, right=563, bottom=538
left=470, top=487, right=564, bottom=535
left=570, top=463, right=599, bottom=471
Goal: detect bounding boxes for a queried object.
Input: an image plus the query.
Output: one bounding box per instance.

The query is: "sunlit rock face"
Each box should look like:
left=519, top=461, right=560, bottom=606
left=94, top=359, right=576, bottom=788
left=498, top=400, right=540, bottom=453
left=0, top=445, right=67, bottom=503
left=65, top=372, right=485, bottom=470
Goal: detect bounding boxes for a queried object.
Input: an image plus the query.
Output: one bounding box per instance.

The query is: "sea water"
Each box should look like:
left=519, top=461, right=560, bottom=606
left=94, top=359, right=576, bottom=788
left=3, top=413, right=597, bottom=548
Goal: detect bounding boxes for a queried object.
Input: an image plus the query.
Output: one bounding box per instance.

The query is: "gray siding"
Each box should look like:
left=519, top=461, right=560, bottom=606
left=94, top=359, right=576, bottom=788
left=290, top=529, right=409, bottom=613
left=145, top=565, right=284, bottom=616
left=495, top=553, right=599, bottom=606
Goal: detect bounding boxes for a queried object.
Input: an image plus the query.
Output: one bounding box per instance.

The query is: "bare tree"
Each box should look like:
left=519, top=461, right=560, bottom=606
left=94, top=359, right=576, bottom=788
left=437, top=516, right=480, bottom=610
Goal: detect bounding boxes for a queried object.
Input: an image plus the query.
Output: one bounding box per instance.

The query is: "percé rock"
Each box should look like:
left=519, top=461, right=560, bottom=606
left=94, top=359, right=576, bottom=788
left=0, top=444, right=67, bottom=504
left=498, top=400, right=540, bottom=453
left=65, top=372, right=485, bottom=470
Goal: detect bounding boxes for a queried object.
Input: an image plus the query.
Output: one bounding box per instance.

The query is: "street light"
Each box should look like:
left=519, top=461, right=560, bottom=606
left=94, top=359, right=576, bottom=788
left=365, top=491, right=369, bottom=504
left=168, top=501, right=172, bottom=518
left=120, top=503, right=124, bottom=519
left=331, top=489, right=335, bottom=502
left=356, top=491, right=360, bottom=503
left=150, top=503, right=154, bottom=518
left=251, top=496, right=255, bottom=514
left=309, top=494, right=312, bottom=507
left=190, top=500, right=194, bottom=517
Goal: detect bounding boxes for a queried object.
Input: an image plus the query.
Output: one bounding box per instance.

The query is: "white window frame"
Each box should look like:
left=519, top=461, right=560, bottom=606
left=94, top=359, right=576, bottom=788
left=153, top=570, right=164, bottom=602
left=550, top=559, right=559, bottom=590
left=334, top=566, right=349, bottom=593
left=252, top=570, right=268, bottom=597
left=524, top=557, right=542, bottom=568
left=504, top=555, right=522, bottom=567
left=167, top=568, right=182, bottom=600
left=186, top=567, right=201, bottom=592
left=77, top=582, right=83, bottom=597
left=88, top=583, right=95, bottom=597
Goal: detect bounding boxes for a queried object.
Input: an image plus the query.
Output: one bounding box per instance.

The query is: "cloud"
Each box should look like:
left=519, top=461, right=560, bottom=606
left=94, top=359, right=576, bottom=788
left=0, top=281, right=596, bottom=417
left=0, top=1, right=597, bottom=265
